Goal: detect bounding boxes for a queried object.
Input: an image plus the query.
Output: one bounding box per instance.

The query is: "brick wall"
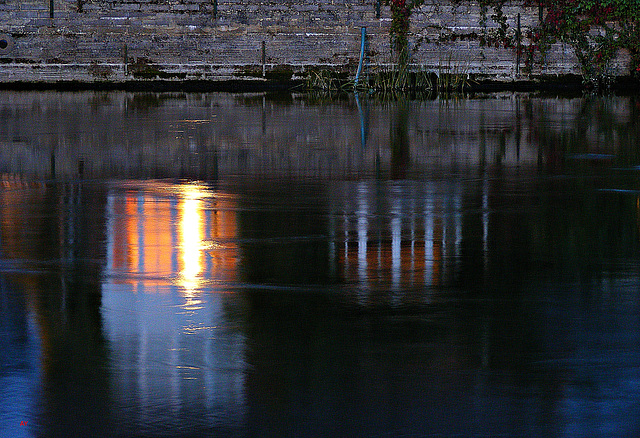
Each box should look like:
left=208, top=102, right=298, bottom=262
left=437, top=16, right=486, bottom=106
left=0, top=1, right=631, bottom=85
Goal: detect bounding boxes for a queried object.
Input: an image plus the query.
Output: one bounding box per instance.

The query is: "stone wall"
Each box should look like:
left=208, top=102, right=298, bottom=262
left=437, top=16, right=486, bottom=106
left=0, top=1, right=631, bottom=85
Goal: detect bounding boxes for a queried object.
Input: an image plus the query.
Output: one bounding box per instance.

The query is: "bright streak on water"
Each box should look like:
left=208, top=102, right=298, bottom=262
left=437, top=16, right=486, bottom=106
left=180, top=186, right=204, bottom=293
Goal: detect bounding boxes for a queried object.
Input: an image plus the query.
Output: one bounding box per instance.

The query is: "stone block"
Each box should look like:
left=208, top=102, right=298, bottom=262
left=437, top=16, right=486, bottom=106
left=115, top=3, right=141, bottom=11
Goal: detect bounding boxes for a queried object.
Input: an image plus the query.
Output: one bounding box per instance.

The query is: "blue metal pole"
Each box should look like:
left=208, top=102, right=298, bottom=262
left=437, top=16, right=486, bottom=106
left=354, top=27, right=366, bottom=89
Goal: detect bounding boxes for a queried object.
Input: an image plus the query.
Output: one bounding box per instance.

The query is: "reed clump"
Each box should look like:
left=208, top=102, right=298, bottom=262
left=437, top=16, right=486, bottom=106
left=300, top=52, right=474, bottom=95
left=357, top=65, right=472, bottom=94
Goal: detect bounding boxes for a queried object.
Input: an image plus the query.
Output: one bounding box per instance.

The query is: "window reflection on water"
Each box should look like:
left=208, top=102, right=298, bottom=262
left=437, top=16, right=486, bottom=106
left=105, top=182, right=239, bottom=290
left=332, top=180, right=464, bottom=299
left=102, top=182, right=245, bottom=434
left=180, top=188, right=204, bottom=292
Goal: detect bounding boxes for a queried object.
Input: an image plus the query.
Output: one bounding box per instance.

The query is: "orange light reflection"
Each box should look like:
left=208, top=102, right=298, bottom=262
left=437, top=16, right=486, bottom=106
left=107, top=183, right=238, bottom=295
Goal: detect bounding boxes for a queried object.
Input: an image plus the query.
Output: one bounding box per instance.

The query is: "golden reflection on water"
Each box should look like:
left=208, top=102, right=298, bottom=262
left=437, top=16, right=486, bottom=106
left=106, top=182, right=238, bottom=293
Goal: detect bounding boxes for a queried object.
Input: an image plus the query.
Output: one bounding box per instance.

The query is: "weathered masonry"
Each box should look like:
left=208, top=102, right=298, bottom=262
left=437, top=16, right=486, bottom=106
left=0, top=1, right=631, bottom=86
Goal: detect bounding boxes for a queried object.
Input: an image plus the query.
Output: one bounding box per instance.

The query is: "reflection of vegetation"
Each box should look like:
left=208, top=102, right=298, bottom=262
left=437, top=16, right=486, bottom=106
left=235, top=92, right=296, bottom=106
left=531, top=96, right=640, bottom=169
left=124, top=92, right=180, bottom=111
left=528, top=97, right=640, bottom=274
left=390, top=98, right=410, bottom=179
left=88, top=92, right=113, bottom=111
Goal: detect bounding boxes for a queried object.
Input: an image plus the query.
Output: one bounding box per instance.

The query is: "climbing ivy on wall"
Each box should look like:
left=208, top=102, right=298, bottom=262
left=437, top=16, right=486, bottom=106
left=386, top=0, right=424, bottom=64
left=474, top=0, right=640, bottom=86
left=524, top=0, right=640, bottom=87
left=388, top=0, right=640, bottom=88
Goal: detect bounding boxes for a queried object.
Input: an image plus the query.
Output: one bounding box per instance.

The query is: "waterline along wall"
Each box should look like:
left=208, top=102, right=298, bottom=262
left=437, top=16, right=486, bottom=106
left=0, top=0, right=632, bottom=87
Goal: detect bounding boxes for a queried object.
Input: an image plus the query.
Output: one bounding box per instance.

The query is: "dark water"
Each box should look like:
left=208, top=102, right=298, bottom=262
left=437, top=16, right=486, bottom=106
left=2, top=91, right=640, bottom=437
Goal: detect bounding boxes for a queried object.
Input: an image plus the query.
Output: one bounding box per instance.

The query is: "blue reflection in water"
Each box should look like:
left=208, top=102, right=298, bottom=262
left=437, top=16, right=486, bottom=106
left=0, top=281, right=40, bottom=438
left=101, top=283, right=246, bottom=435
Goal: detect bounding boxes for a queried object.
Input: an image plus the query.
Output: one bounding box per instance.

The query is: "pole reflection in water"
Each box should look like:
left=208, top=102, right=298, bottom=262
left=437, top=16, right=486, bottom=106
left=102, top=182, right=245, bottom=437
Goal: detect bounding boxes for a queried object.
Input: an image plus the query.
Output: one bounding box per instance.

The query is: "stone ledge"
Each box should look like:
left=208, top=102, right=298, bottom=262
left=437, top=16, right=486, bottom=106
left=0, top=62, right=634, bottom=93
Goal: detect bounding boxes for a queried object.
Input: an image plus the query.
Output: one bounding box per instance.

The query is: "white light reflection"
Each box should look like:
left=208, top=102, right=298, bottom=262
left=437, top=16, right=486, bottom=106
left=357, top=182, right=368, bottom=289
left=330, top=180, right=463, bottom=300
left=180, top=186, right=205, bottom=294
left=391, top=195, right=402, bottom=294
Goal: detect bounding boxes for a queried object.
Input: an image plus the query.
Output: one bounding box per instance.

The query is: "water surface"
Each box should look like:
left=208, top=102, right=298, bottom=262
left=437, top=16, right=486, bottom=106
left=2, top=91, right=640, bottom=437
